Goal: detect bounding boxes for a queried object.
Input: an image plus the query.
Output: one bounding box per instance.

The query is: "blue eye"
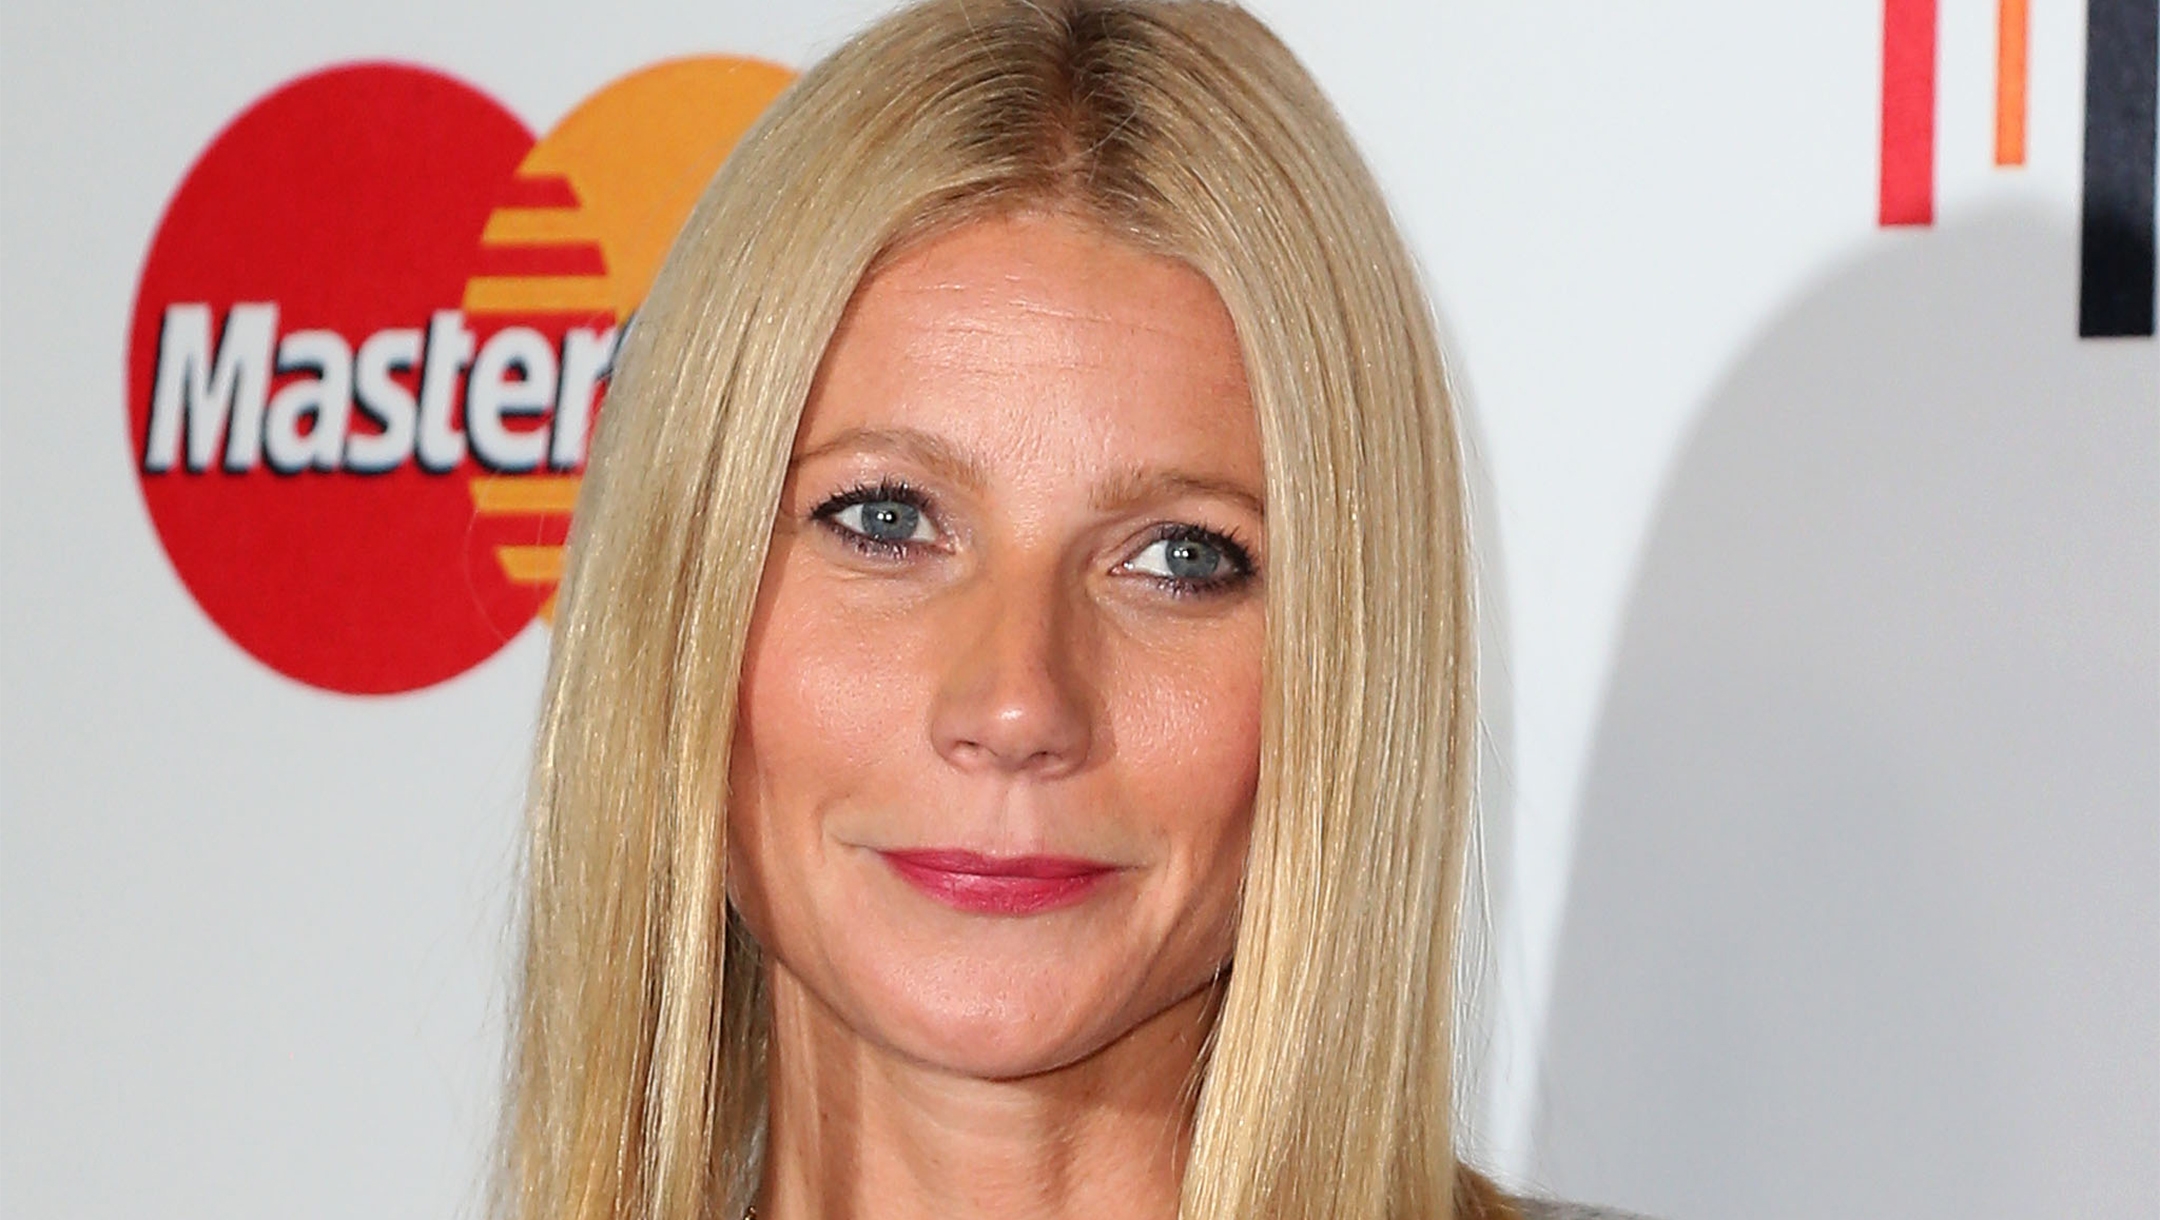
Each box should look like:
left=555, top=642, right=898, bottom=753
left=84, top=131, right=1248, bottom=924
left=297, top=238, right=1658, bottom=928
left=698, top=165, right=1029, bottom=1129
left=830, top=499, right=930, bottom=543
left=813, top=482, right=938, bottom=551
left=1123, top=525, right=1253, bottom=594
left=1129, top=536, right=1225, bottom=580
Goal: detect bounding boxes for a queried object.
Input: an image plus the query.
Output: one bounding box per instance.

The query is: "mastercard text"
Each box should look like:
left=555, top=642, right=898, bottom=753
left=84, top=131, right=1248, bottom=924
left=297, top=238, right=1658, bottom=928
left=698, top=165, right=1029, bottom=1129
left=142, top=303, right=617, bottom=476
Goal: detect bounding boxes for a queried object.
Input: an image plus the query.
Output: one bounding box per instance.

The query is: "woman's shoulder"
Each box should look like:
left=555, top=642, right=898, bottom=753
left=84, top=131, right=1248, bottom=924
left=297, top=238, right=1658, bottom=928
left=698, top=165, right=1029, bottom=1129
left=1508, top=1197, right=1660, bottom=1220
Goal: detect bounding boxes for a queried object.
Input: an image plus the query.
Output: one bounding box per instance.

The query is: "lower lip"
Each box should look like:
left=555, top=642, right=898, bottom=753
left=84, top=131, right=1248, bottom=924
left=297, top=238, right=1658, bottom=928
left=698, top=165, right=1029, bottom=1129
left=878, top=850, right=1117, bottom=916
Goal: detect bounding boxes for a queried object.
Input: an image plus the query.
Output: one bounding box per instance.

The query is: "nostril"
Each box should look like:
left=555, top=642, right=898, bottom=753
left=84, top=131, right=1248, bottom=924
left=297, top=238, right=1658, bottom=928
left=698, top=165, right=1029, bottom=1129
left=937, top=702, right=1091, bottom=776
left=931, top=667, right=1094, bottom=776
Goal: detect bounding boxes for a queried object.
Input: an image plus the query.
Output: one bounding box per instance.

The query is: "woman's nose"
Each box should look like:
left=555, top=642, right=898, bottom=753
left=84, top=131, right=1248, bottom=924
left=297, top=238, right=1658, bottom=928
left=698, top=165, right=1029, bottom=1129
left=927, top=566, right=1096, bottom=779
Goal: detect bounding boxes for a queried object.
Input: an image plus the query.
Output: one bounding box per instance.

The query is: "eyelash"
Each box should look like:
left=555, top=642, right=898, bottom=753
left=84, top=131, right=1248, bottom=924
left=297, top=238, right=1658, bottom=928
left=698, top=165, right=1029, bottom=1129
left=807, top=480, right=1257, bottom=597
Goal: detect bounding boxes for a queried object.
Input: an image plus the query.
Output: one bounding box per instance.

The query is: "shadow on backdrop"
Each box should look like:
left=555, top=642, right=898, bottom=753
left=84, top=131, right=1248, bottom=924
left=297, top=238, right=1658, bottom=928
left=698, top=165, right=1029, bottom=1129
left=1534, top=207, right=2159, bottom=1220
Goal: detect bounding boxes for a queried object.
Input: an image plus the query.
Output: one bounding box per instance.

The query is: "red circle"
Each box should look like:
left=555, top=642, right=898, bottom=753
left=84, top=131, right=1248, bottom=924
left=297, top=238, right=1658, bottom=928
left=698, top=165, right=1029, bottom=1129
left=128, top=64, right=557, bottom=695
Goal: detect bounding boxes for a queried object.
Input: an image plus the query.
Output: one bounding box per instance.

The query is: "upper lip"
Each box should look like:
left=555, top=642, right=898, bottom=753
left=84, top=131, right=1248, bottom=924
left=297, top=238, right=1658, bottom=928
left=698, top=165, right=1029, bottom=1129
left=876, top=848, right=1118, bottom=878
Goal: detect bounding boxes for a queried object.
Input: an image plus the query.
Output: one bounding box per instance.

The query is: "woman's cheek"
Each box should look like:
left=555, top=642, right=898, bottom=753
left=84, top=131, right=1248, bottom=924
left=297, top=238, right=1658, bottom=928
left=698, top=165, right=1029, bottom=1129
left=1106, top=617, right=1265, bottom=833
left=746, top=557, right=940, bottom=805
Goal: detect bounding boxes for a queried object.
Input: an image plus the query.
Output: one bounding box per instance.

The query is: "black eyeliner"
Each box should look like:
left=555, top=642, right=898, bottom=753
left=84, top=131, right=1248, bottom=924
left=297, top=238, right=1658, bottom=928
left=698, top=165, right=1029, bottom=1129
left=811, top=478, right=931, bottom=517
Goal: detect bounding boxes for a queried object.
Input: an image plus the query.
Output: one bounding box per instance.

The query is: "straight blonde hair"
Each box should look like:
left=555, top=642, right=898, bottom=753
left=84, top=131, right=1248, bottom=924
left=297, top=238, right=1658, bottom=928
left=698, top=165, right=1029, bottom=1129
left=505, top=2, right=1493, bottom=1217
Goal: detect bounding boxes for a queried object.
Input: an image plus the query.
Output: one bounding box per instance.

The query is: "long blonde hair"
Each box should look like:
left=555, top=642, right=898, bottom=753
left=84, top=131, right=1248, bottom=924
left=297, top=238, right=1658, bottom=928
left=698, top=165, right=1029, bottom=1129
left=506, top=2, right=1489, bottom=1217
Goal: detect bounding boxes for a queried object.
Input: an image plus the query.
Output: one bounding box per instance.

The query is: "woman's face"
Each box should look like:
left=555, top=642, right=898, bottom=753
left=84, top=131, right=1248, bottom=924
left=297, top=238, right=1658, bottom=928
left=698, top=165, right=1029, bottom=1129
left=728, top=211, right=1264, bottom=1080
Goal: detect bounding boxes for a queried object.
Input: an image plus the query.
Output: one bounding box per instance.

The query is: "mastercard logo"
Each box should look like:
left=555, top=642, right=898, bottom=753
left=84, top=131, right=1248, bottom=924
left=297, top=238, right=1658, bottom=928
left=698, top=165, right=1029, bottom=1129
left=128, top=57, right=796, bottom=695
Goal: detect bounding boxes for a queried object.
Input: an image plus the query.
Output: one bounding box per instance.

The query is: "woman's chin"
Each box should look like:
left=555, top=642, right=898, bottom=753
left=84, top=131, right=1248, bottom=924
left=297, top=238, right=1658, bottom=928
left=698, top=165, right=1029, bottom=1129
left=820, top=952, right=1142, bottom=1082
left=762, top=879, right=1226, bottom=1083
left=896, top=1024, right=1097, bottom=1082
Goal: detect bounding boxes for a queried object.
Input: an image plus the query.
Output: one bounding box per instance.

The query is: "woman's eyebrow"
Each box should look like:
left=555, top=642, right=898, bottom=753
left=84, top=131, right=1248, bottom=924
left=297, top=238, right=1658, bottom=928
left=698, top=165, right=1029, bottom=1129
left=787, top=426, right=989, bottom=491
left=1091, top=468, right=1264, bottom=516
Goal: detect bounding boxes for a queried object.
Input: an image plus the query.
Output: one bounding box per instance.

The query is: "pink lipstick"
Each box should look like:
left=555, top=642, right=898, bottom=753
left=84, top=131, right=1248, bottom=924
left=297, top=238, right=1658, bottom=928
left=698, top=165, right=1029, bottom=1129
left=879, top=849, right=1117, bottom=915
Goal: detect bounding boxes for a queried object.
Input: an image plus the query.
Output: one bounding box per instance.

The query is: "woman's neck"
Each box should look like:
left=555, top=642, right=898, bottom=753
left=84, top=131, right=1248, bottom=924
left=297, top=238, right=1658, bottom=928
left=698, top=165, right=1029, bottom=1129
left=756, top=965, right=1216, bottom=1220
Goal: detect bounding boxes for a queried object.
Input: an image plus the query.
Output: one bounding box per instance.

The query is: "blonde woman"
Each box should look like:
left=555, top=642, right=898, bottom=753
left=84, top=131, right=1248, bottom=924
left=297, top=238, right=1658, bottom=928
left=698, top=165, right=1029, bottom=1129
left=505, top=2, right=1642, bottom=1218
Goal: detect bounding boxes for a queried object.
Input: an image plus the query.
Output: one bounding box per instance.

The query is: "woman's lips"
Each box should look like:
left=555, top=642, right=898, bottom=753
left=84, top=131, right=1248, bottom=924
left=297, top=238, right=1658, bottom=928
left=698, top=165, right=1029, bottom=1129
left=878, top=848, right=1117, bottom=916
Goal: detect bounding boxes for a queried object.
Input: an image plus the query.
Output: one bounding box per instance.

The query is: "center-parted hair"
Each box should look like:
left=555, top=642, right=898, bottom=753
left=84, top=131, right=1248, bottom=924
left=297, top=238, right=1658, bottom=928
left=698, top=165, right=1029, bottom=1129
left=505, top=2, right=1488, bottom=1217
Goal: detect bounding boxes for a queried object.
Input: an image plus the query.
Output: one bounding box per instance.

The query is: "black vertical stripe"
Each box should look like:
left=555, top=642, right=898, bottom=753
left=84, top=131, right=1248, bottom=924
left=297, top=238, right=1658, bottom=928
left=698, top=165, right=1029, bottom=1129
left=2080, top=0, right=2159, bottom=338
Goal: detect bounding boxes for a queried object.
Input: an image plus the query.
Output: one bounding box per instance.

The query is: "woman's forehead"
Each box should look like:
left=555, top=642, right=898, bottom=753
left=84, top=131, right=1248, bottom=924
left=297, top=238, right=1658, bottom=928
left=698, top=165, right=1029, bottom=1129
left=796, top=212, right=1260, bottom=491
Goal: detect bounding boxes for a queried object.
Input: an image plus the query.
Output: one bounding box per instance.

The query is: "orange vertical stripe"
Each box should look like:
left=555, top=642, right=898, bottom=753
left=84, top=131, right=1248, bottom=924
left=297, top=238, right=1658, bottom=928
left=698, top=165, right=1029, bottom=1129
left=1996, top=0, right=2029, bottom=165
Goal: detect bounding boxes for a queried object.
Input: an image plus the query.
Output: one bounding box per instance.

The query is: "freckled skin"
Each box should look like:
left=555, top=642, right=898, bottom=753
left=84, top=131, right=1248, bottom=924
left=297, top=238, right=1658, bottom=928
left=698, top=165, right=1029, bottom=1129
left=728, top=212, right=1265, bottom=1218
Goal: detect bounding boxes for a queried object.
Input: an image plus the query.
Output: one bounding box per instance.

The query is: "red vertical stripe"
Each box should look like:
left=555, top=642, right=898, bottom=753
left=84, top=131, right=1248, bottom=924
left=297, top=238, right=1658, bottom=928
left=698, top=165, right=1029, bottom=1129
left=1880, top=0, right=1938, bottom=225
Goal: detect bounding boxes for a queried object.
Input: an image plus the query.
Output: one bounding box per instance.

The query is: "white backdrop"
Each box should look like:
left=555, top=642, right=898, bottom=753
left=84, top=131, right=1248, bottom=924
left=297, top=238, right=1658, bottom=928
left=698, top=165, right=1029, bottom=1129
left=4, top=2, right=2154, bottom=1218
